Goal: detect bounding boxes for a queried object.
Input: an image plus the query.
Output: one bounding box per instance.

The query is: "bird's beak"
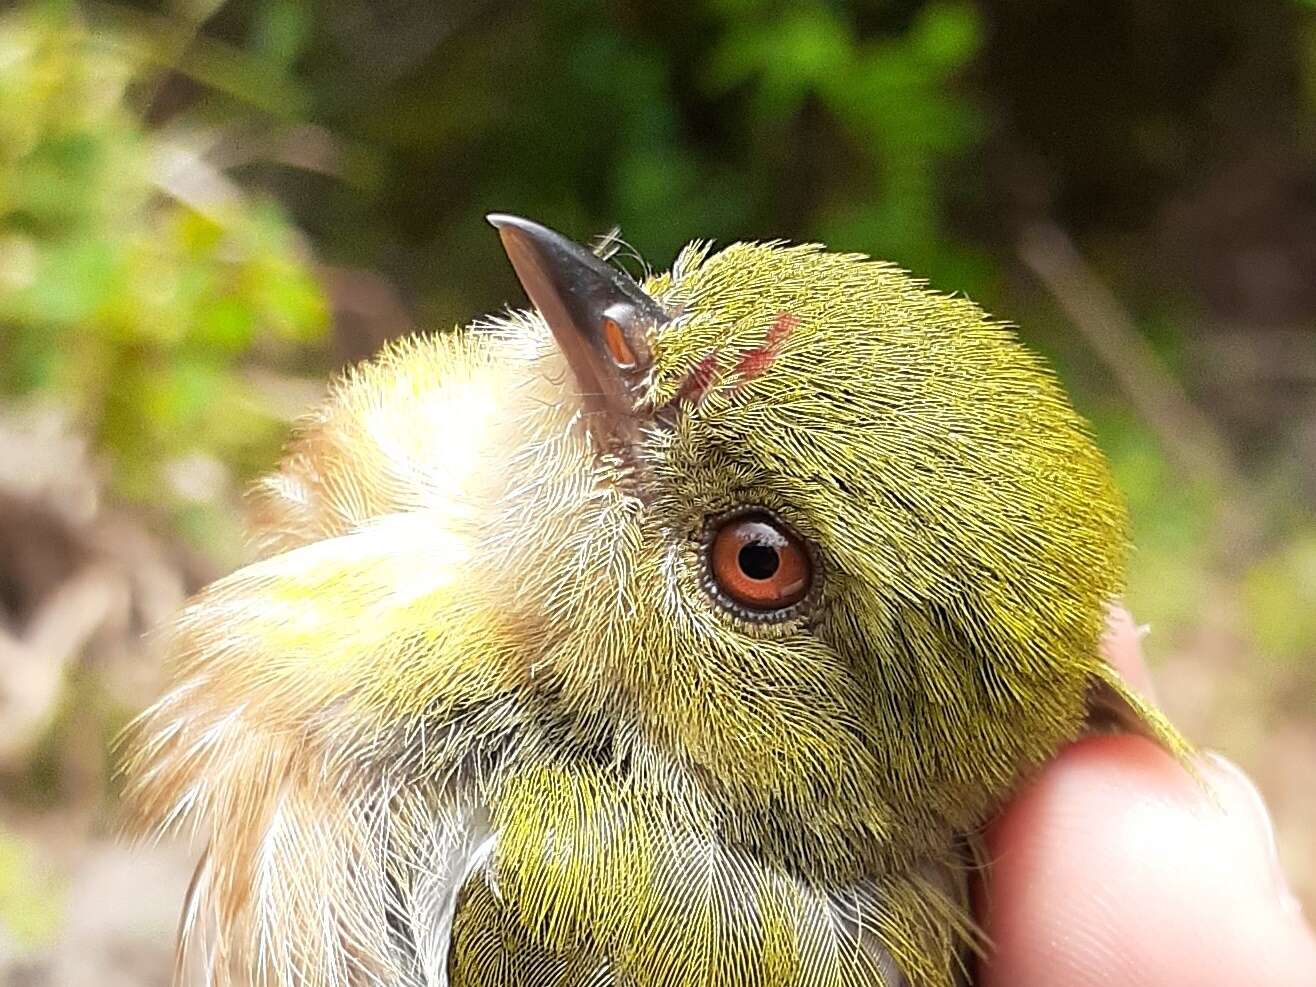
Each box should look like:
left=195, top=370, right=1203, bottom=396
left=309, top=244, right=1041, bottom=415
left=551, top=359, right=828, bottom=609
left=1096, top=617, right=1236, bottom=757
left=488, top=213, right=667, bottom=443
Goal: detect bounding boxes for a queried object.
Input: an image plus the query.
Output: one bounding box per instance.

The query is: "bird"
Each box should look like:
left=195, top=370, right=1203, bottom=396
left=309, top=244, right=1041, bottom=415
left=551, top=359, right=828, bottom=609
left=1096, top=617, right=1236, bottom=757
left=123, top=215, right=1188, bottom=987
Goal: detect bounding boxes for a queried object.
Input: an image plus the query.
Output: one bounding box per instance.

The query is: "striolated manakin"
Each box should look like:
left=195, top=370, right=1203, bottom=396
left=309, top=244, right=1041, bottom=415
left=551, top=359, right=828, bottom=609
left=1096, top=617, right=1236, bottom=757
left=125, top=215, right=1188, bottom=987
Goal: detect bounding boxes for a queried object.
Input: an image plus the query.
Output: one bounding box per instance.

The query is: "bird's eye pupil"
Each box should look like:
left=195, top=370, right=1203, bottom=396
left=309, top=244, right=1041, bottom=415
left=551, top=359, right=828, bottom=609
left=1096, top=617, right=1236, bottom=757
left=738, top=542, right=780, bottom=580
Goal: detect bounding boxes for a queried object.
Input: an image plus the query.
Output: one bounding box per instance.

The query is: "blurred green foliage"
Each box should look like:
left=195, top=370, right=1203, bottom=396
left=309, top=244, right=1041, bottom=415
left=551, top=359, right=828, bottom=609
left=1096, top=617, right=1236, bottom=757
left=0, top=0, right=998, bottom=544
left=0, top=1, right=327, bottom=520
left=0, top=0, right=1310, bottom=634
left=0, top=826, right=62, bottom=949
left=1245, top=532, right=1316, bottom=676
left=278, top=0, right=995, bottom=337
left=708, top=1, right=988, bottom=287
left=0, top=0, right=1308, bottom=609
left=0, top=0, right=1310, bottom=615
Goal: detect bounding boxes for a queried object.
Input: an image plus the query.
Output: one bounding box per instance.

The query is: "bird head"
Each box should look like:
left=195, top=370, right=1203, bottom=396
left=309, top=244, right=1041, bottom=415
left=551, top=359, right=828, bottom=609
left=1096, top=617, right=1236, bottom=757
left=125, top=216, right=1179, bottom=983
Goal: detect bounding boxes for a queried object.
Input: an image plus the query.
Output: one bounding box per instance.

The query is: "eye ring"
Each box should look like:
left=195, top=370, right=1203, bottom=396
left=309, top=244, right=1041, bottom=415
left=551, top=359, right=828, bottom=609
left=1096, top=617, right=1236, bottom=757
left=700, top=508, right=817, bottom=622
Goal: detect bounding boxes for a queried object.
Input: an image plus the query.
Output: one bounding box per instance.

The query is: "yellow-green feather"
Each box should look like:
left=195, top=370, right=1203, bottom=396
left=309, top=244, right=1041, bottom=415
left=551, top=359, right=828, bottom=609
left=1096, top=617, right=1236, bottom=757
left=123, top=240, right=1189, bottom=987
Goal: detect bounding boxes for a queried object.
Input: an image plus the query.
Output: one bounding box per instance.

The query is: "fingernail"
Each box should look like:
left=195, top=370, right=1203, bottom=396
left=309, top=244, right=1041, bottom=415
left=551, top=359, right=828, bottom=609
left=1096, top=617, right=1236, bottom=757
left=1201, top=751, right=1302, bottom=914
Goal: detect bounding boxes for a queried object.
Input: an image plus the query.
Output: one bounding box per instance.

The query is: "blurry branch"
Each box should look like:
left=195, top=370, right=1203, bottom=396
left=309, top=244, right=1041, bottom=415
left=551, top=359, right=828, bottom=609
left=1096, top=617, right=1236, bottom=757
left=0, top=406, right=190, bottom=774
left=1019, top=223, right=1244, bottom=492
left=1204, top=330, right=1316, bottom=382
left=205, top=122, right=354, bottom=179
left=88, top=2, right=304, bottom=117
left=150, top=138, right=243, bottom=218
left=0, top=568, right=120, bottom=772
left=323, top=0, right=498, bottom=97
left=133, top=0, right=230, bottom=118
left=320, top=265, right=416, bottom=363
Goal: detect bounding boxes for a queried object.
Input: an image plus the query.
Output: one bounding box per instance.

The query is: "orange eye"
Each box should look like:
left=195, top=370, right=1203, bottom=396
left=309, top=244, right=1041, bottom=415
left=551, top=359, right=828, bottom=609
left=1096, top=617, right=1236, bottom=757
left=707, top=512, right=813, bottom=616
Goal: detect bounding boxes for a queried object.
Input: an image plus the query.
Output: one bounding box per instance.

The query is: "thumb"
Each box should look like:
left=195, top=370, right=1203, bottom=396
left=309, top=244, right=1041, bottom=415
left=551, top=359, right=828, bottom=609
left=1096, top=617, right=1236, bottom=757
left=977, top=735, right=1316, bottom=987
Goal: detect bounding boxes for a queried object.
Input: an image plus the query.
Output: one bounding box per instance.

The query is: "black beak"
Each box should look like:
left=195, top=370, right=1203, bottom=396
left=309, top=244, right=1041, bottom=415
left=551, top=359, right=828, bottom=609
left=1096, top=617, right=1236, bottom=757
left=488, top=214, right=667, bottom=441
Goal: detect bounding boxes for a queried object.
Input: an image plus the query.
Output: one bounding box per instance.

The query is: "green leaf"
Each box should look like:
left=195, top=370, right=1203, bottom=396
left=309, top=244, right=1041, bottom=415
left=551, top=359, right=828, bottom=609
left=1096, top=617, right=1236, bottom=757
left=24, top=234, right=121, bottom=325
left=913, top=2, right=981, bottom=73
left=250, top=0, right=311, bottom=75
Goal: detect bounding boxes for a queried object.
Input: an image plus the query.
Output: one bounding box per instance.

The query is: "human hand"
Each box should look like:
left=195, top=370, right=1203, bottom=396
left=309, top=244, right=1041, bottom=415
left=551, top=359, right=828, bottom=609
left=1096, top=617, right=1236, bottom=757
left=976, top=607, right=1316, bottom=986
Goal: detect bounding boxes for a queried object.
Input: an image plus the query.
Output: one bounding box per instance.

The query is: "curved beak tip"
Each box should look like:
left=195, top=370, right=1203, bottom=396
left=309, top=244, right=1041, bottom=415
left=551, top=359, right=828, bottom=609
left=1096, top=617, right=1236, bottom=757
left=484, top=214, right=664, bottom=430
left=486, top=213, right=538, bottom=239
left=487, top=214, right=558, bottom=270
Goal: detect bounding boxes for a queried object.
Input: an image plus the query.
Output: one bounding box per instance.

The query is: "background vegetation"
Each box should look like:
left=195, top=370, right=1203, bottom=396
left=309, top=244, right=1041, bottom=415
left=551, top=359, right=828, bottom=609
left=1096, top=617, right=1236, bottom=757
left=0, top=0, right=1313, bottom=981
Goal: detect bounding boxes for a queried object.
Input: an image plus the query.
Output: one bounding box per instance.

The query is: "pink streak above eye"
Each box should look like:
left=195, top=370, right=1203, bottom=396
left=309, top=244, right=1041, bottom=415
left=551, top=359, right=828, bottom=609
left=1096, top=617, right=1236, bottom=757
left=679, top=351, right=721, bottom=403
left=736, top=312, right=799, bottom=380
